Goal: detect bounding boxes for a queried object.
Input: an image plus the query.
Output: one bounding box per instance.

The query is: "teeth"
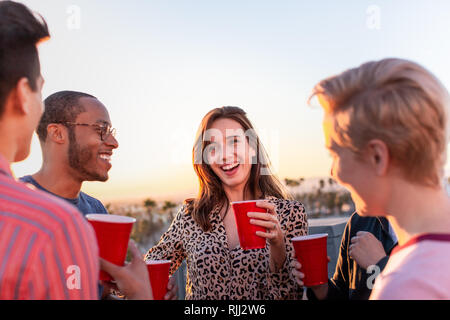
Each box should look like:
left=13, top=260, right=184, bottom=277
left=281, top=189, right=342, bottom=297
left=222, top=163, right=239, bottom=171
left=99, top=155, right=111, bottom=161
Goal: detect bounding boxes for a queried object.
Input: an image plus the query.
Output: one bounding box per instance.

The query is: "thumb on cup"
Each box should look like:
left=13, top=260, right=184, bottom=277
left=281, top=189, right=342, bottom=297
left=127, top=240, right=143, bottom=262
left=99, top=257, right=121, bottom=280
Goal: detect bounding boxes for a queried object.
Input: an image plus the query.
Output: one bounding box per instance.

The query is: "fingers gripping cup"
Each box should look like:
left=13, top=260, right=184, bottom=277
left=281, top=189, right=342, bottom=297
left=292, top=233, right=328, bottom=287
left=86, top=214, right=136, bottom=281
left=231, top=200, right=267, bottom=250
left=146, top=260, right=171, bottom=300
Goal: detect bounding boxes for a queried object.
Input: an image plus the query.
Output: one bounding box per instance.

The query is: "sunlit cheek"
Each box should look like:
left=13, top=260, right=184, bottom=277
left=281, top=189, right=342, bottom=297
left=205, top=151, right=214, bottom=165
left=233, top=149, right=243, bottom=164
left=210, top=164, right=222, bottom=177
left=240, top=147, right=253, bottom=173
left=204, top=151, right=213, bottom=164
left=205, top=147, right=221, bottom=165
left=236, top=144, right=253, bottom=165
left=240, top=162, right=252, bottom=179
left=332, top=161, right=352, bottom=191
left=330, top=159, right=339, bottom=182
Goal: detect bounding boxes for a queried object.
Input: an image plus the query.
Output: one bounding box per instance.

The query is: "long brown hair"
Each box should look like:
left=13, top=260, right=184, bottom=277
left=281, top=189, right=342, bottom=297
left=185, top=106, right=292, bottom=232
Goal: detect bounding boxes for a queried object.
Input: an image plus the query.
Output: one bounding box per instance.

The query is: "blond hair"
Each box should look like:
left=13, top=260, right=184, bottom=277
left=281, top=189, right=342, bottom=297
left=311, top=58, right=450, bottom=187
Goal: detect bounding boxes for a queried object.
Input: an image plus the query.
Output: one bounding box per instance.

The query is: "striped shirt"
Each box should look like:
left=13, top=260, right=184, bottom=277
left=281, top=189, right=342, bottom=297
left=0, top=155, right=99, bottom=300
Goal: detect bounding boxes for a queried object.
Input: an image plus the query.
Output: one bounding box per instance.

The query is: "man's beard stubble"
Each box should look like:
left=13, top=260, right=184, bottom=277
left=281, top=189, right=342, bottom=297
left=68, top=131, right=107, bottom=182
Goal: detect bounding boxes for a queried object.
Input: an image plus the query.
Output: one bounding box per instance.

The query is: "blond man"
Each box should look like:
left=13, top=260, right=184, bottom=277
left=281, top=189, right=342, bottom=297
left=310, top=58, right=450, bottom=299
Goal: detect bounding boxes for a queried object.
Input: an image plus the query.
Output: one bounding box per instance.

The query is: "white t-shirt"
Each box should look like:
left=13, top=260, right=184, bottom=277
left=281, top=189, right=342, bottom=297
left=370, top=234, right=450, bottom=300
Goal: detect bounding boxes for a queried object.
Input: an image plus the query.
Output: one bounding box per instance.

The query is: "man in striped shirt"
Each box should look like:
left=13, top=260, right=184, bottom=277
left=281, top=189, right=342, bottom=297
left=0, top=0, right=100, bottom=300
left=0, top=156, right=100, bottom=299
left=0, top=1, right=153, bottom=301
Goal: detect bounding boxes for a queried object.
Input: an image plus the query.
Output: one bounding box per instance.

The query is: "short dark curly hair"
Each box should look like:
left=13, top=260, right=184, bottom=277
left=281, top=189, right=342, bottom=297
left=37, top=90, right=96, bottom=142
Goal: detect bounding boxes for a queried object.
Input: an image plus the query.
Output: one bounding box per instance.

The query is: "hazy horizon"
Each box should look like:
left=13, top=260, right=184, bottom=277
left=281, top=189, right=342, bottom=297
left=11, top=0, right=450, bottom=204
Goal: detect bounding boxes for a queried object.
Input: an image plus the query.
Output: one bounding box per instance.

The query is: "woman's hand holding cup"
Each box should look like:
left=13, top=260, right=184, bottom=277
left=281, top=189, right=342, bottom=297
left=248, top=201, right=286, bottom=272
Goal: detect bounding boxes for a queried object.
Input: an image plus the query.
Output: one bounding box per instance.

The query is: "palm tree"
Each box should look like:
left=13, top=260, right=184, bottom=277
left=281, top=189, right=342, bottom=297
left=284, top=178, right=299, bottom=187
left=143, top=198, right=157, bottom=214
left=326, top=191, right=337, bottom=215
left=319, top=179, right=325, bottom=190
left=298, top=177, right=305, bottom=186
left=328, top=178, right=334, bottom=186
left=162, top=201, right=177, bottom=220
left=306, top=193, right=318, bottom=217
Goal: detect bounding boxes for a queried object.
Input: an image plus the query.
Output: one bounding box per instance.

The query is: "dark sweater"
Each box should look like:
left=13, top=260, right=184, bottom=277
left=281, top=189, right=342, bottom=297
left=307, top=212, right=397, bottom=300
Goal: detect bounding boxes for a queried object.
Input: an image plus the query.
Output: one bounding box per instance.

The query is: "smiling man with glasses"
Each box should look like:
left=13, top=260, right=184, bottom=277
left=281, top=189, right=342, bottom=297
left=20, top=90, right=119, bottom=216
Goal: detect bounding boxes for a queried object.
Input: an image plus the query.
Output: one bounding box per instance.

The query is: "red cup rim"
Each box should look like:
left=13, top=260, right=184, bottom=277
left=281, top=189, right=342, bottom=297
left=230, top=200, right=262, bottom=205
left=86, top=214, right=136, bottom=224
left=146, top=260, right=171, bottom=265
left=292, top=233, right=328, bottom=241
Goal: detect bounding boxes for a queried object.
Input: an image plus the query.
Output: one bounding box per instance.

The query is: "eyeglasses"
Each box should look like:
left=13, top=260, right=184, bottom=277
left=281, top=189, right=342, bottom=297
left=62, top=122, right=117, bottom=142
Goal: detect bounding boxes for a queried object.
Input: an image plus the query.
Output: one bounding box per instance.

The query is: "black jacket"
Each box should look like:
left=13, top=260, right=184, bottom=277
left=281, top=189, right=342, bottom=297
left=307, top=212, right=397, bottom=300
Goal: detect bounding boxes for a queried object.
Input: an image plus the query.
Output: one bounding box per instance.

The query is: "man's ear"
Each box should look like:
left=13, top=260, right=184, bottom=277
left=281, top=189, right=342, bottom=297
left=366, top=139, right=390, bottom=176
left=11, top=77, right=34, bottom=115
left=46, top=124, right=67, bottom=144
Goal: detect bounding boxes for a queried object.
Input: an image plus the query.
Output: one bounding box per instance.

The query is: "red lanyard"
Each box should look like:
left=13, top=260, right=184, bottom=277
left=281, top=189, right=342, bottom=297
left=391, top=233, right=450, bottom=255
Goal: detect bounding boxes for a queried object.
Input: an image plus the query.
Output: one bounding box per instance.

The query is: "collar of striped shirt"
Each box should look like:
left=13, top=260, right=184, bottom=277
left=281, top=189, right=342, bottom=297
left=0, top=153, right=13, bottom=177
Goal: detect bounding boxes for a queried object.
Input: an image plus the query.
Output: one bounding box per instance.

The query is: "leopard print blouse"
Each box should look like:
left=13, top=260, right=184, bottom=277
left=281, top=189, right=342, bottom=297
left=144, top=196, right=308, bottom=300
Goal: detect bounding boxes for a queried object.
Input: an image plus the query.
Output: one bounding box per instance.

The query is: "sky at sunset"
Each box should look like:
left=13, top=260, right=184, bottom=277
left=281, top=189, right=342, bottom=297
left=11, top=0, right=450, bottom=203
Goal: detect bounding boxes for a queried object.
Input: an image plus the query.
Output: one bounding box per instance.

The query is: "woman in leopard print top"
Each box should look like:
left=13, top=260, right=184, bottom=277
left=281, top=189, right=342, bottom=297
left=145, top=107, right=308, bottom=299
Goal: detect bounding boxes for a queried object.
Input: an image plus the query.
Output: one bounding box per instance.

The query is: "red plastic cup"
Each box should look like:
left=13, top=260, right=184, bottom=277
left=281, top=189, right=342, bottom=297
left=86, top=214, right=136, bottom=281
left=231, top=200, right=268, bottom=250
left=146, top=260, right=171, bottom=300
left=292, top=233, right=328, bottom=287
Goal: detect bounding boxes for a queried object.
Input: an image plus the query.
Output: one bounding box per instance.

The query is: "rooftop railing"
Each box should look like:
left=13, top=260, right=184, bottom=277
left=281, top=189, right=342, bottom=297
left=172, top=216, right=350, bottom=299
